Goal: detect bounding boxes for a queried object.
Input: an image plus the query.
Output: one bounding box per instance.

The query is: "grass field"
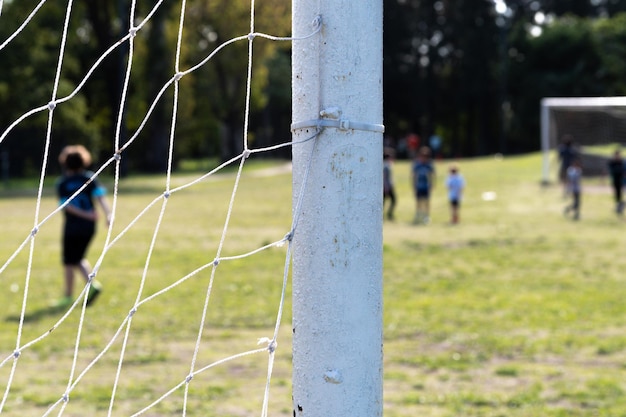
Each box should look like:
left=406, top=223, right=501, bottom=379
left=2, top=152, right=626, bottom=416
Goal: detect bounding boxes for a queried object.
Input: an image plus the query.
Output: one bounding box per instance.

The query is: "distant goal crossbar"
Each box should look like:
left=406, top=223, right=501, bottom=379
left=540, top=96, right=626, bottom=184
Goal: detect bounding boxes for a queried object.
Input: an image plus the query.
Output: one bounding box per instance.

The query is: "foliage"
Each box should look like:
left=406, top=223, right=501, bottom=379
left=0, top=0, right=291, bottom=176
left=383, top=0, right=502, bottom=156
left=593, top=13, right=626, bottom=95
left=177, top=0, right=291, bottom=161
left=0, top=1, right=101, bottom=175
left=4, top=0, right=626, bottom=174
left=507, top=12, right=626, bottom=152
left=383, top=0, right=626, bottom=157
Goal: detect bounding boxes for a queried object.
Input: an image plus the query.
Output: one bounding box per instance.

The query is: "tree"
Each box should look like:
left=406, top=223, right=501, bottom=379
left=180, top=0, right=291, bottom=162
left=593, top=13, right=626, bottom=95
left=506, top=14, right=626, bottom=152
left=0, top=1, right=99, bottom=176
left=0, top=0, right=292, bottom=176
left=383, top=0, right=502, bottom=157
left=383, top=0, right=626, bottom=156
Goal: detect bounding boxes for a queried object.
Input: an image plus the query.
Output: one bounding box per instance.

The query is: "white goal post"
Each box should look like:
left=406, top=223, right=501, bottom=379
left=540, top=96, right=626, bottom=184
left=0, top=0, right=384, bottom=415
left=291, top=0, right=384, bottom=415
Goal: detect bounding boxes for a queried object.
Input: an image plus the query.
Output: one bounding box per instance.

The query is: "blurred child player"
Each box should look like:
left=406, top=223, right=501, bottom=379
left=446, top=164, right=465, bottom=224
left=564, top=158, right=582, bottom=221
left=411, top=146, right=435, bottom=224
left=55, top=145, right=111, bottom=307
left=607, top=149, right=625, bottom=215
left=383, top=148, right=396, bottom=220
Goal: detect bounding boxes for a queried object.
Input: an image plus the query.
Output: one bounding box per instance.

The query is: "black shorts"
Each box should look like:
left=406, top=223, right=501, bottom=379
left=450, top=199, right=460, bottom=208
left=63, top=233, right=94, bottom=265
left=415, top=188, right=430, bottom=199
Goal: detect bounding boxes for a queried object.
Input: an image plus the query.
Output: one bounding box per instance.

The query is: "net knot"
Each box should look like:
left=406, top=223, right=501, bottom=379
left=268, top=340, right=277, bottom=353
left=13, top=350, right=20, bottom=359
left=257, top=337, right=277, bottom=353
left=114, top=152, right=122, bottom=161
left=62, top=393, right=69, bottom=403
left=174, top=72, right=183, bottom=81
left=212, top=258, right=220, bottom=267
left=88, top=272, right=96, bottom=282
left=247, top=33, right=256, bottom=41
left=284, top=231, right=293, bottom=242
left=47, top=101, right=57, bottom=111
left=163, top=191, right=171, bottom=199
left=185, top=374, right=193, bottom=383
left=128, top=308, right=137, bottom=318
left=129, top=27, right=138, bottom=38
left=30, top=227, right=38, bottom=237
left=242, top=149, right=251, bottom=159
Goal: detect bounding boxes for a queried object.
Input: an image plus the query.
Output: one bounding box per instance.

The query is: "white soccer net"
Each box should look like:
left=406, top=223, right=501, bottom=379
left=0, top=1, right=322, bottom=416
left=540, top=97, right=626, bottom=183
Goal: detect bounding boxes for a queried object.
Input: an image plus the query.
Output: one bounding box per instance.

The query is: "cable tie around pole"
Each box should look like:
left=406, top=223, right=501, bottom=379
left=291, top=106, right=384, bottom=133
left=291, top=118, right=385, bottom=133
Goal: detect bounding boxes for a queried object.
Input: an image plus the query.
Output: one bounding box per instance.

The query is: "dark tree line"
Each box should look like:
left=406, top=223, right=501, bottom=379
left=0, top=0, right=290, bottom=176
left=2, top=0, right=626, bottom=177
left=384, top=0, right=626, bottom=158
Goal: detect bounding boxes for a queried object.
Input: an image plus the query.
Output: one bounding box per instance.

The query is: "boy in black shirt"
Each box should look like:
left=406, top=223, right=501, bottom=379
left=607, top=149, right=625, bottom=215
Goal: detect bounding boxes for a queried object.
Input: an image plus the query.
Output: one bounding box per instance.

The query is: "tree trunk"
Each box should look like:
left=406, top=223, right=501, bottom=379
left=142, top=4, right=171, bottom=172
left=220, top=117, right=244, bottom=162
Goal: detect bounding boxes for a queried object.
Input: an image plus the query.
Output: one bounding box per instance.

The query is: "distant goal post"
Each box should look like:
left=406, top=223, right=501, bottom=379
left=540, top=96, right=626, bottom=184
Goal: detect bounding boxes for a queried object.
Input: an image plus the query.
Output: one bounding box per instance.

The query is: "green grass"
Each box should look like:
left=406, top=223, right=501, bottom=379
left=2, top=153, right=626, bottom=416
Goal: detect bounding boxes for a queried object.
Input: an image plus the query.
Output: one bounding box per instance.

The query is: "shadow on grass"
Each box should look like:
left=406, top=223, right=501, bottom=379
left=5, top=304, right=68, bottom=323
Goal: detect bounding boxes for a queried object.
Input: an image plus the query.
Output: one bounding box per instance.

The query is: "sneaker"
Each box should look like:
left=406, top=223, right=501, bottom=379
left=86, top=280, right=102, bottom=307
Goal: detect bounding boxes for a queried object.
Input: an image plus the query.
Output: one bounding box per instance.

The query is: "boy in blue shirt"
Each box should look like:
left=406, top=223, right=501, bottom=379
left=55, top=145, right=111, bottom=308
left=411, top=146, right=435, bottom=224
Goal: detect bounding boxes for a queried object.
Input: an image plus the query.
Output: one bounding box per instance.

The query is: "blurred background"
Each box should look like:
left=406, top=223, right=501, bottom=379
left=1, top=0, right=626, bottom=176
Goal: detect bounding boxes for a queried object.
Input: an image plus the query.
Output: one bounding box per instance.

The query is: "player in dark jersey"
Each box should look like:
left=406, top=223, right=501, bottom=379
left=411, top=147, right=435, bottom=224
left=55, top=145, right=111, bottom=308
left=607, top=149, right=625, bottom=215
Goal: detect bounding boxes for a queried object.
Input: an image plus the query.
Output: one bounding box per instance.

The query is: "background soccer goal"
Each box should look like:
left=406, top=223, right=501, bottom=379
left=540, top=96, right=626, bottom=183
left=0, top=0, right=383, bottom=416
